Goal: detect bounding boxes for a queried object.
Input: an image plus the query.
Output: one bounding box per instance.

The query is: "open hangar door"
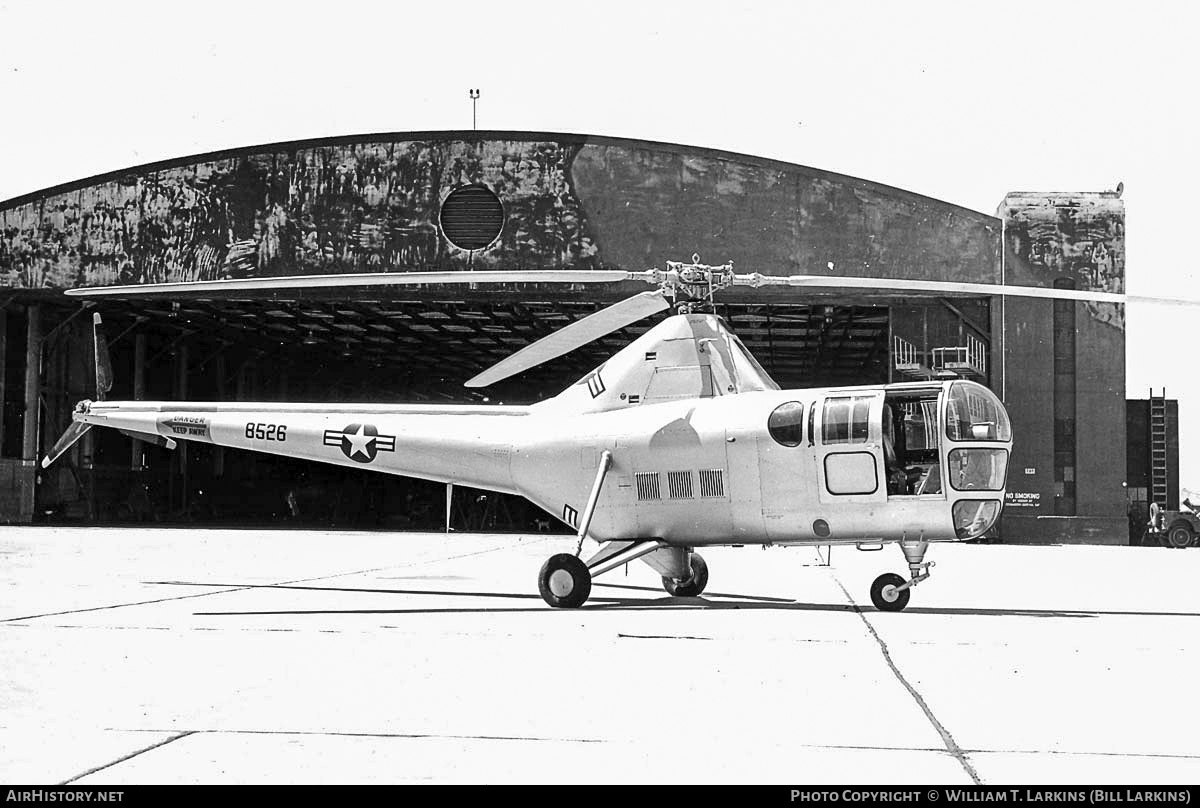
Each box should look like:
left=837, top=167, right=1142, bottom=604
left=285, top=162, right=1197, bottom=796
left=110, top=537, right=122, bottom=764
left=31, top=290, right=991, bottom=530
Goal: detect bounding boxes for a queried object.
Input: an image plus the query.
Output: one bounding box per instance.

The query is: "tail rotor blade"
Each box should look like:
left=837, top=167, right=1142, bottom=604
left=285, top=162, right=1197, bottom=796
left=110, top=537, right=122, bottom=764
left=93, top=313, right=113, bottom=400
left=41, top=421, right=92, bottom=469
left=465, top=290, right=671, bottom=388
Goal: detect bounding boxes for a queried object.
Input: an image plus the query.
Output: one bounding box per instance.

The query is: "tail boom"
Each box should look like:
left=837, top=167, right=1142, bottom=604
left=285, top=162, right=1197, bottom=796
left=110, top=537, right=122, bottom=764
left=67, top=399, right=530, bottom=492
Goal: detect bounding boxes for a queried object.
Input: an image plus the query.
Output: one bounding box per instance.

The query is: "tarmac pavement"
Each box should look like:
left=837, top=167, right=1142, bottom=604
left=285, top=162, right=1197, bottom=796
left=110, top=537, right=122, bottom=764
left=2, top=527, right=1199, bottom=784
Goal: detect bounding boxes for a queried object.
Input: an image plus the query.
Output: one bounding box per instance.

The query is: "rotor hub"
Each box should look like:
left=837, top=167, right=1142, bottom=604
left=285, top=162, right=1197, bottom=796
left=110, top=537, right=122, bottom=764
left=655, top=253, right=735, bottom=312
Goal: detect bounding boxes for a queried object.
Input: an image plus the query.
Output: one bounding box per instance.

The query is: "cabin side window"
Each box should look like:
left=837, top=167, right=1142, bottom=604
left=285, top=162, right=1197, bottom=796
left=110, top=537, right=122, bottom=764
left=767, top=401, right=805, bottom=447
left=822, top=396, right=871, bottom=444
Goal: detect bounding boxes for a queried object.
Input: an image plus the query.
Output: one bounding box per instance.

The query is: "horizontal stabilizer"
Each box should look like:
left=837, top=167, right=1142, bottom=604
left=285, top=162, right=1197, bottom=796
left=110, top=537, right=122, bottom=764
left=41, top=421, right=92, bottom=469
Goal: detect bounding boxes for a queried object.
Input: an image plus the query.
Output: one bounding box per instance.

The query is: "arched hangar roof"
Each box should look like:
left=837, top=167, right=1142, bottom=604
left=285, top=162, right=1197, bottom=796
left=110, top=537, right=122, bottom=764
left=0, top=130, right=1000, bottom=291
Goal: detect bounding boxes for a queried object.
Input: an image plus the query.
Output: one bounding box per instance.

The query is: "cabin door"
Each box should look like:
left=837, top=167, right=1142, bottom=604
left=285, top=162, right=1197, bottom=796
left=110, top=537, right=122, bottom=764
left=815, top=392, right=887, bottom=507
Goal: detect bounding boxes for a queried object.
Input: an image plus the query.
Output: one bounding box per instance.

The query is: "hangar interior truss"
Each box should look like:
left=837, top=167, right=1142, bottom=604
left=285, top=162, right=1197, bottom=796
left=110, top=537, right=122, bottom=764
left=0, top=291, right=990, bottom=529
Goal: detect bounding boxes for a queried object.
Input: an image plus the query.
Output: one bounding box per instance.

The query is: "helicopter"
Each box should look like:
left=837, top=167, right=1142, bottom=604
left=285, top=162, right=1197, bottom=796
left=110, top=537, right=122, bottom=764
left=42, top=257, right=1137, bottom=611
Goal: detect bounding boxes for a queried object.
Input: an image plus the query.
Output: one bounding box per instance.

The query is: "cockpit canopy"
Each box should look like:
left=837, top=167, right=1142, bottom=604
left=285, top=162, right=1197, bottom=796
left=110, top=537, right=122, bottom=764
left=945, top=381, right=1011, bottom=442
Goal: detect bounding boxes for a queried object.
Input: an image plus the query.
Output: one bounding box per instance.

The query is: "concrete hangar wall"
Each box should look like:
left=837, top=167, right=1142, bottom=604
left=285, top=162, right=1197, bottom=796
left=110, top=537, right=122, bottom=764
left=0, top=131, right=1125, bottom=543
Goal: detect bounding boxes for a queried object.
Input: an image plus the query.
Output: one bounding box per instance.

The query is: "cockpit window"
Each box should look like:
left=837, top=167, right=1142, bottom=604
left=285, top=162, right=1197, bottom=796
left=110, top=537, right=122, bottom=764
left=945, top=382, right=1011, bottom=442
left=948, top=448, right=1009, bottom=491
left=823, top=396, right=872, bottom=444
left=767, top=401, right=805, bottom=447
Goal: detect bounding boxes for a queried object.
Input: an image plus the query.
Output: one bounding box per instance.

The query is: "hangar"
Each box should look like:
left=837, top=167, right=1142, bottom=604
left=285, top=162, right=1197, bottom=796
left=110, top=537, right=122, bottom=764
left=0, top=131, right=1126, bottom=542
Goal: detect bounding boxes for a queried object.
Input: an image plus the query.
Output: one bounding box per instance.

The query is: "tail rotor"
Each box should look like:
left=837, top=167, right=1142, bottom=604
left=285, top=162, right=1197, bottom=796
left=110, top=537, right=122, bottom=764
left=41, top=313, right=114, bottom=468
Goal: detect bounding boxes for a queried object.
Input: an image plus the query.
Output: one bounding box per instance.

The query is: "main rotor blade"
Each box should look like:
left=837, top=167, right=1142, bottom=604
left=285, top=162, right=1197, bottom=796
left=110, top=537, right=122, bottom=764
left=63, top=264, right=1192, bottom=307
left=748, top=274, right=1161, bottom=304
left=465, top=290, right=671, bottom=388
left=64, top=270, right=638, bottom=298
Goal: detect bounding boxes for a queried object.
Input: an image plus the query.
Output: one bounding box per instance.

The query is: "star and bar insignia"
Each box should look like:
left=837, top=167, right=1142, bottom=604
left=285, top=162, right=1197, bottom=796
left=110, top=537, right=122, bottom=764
left=323, top=423, right=396, bottom=463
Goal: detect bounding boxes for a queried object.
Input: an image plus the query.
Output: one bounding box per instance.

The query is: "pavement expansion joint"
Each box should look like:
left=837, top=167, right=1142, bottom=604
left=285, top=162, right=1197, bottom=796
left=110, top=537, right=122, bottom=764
left=960, top=748, right=1200, bottom=761
left=830, top=572, right=983, bottom=786
left=2, top=549, right=517, bottom=624
left=108, top=728, right=609, bottom=744
left=58, top=732, right=196, bottom=786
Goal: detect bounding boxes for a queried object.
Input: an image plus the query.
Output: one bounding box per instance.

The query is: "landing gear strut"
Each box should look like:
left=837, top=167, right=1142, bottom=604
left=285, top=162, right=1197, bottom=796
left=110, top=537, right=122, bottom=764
left=870, top=540, right=934, bottom=612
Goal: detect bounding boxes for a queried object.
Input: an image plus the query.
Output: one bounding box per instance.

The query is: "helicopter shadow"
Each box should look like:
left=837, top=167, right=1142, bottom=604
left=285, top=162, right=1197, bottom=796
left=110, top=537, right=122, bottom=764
left=148, top=579, right=1200, bottom=620
left=160, top=578, right=844, bottom=616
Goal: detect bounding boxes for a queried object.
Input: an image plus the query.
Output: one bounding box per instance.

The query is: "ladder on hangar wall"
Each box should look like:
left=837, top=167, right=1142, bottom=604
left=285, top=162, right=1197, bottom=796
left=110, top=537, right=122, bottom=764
left=1150, top=388, right=1169, bottom=508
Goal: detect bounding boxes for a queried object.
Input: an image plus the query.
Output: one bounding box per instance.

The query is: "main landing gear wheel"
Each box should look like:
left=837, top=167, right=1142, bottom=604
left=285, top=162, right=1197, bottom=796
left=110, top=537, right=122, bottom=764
left=870, top=573, right=910, bottom=612
left=1166, top=521, right=1196, bottom=549
left=538, top=553, right=592, bottom=608
left=663, top=552, right=708, bottom=597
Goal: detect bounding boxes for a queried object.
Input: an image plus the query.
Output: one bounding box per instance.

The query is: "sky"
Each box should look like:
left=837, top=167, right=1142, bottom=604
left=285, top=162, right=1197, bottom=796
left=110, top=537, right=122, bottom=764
left=0, top=0, right=1197, bottom=486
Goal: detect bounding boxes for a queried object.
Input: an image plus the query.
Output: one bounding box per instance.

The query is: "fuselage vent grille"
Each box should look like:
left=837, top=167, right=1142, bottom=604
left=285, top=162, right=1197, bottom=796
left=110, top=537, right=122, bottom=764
left=667, top=471, right=694, bottom=500
left=699, top=468, right=725, bottom=498
left=635, top=471, right=661, bottom=501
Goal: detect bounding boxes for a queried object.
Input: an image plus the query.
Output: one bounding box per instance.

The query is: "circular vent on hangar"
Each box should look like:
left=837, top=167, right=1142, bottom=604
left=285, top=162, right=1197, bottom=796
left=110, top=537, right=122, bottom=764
left=439, top=184, right=504, bottom=250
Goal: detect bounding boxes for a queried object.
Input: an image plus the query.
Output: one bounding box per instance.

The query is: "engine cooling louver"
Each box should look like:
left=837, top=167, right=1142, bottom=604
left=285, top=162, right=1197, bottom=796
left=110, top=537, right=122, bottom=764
left=667, top=471, right=694, bottom=500
left=699, top=468, right=725, bottom=498
left=635, top=472, right=662, bottom=501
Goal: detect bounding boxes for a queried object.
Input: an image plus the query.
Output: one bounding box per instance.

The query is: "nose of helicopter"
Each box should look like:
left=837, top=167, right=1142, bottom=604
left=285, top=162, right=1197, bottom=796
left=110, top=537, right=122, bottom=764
left=943, top=381, right=1011, bottom=540
left=952, top=499, right=1003, bottom=539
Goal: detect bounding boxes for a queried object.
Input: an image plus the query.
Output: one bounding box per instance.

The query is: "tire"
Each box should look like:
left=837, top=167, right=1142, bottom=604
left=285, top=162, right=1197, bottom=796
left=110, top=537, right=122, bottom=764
left=1166, top=521, right=1195, bottom=550
left=870, top=572, right=910, bottom=612
left=663, top=552, right=709, bottom=597
left=537, top=553, right=591, bottom=608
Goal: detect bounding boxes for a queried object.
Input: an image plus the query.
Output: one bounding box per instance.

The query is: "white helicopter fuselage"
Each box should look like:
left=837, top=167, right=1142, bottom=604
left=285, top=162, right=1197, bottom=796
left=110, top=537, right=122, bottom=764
left=73, top=377, right=1008, bottom=549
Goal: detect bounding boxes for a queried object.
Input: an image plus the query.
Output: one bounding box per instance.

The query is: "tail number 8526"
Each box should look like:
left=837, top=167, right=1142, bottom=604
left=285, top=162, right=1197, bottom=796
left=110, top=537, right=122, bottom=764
left=246, top=422, right=287, bottom=441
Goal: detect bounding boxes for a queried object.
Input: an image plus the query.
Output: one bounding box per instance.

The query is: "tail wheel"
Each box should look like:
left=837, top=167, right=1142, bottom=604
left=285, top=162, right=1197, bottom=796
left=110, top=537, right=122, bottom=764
left=1166, top=521, right=1196, bottom=550
left=538, top=553, right=591, bottom=608
left=663, top=552, right=708, bottom=597
left=870, top=573, right=910, bottom=612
